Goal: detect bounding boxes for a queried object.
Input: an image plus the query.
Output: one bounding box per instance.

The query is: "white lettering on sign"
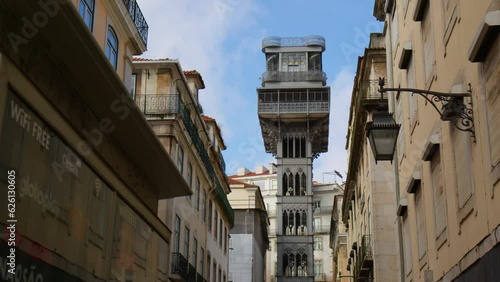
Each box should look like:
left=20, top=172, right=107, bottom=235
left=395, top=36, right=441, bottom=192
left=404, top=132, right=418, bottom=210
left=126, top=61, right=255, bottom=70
left=10, top=100, right=50, bottom=150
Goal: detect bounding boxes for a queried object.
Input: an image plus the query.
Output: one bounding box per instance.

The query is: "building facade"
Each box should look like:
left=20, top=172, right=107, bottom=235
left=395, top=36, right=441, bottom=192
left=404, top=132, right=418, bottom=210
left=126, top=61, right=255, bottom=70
left=339, top=33, right=399, bottom=282
left=227, top=179, right=269, bottom=282
left=0, top=1, right=192, bottom=281
left=132, top=59, right=234, bottom=282
left=349, top=0, right=500, bottom=281
left=329, top=194, right=349, bottom=282
left=257, top=35, right=330, bottom=282
left=230, top=165, right=340, bottom=282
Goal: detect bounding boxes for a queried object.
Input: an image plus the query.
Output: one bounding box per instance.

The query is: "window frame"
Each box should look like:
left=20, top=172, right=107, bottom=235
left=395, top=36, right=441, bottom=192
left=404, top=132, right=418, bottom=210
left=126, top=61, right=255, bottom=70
left=105, top=26, right=119, bottom=70
left=79, top=0, right=95, bottom=31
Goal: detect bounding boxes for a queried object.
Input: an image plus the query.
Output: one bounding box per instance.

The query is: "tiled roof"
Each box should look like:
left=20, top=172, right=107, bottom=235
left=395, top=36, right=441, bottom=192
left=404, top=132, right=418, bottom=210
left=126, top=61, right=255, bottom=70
left=229, top=178, right=256, bottom=187
left=132, top=57, right=172, bottom=61
left=203, top=115, right=215, bottom=122
left=229, top=171, right=274, bottom=178
left=183, top=70, right=205, bottom=89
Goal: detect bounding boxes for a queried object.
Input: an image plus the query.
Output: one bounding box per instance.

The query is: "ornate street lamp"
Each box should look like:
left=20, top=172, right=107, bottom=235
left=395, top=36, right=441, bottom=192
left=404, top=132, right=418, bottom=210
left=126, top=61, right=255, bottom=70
left=366, top=111, right=400, bottom=163
left=366, top=77, right=474, bottom=163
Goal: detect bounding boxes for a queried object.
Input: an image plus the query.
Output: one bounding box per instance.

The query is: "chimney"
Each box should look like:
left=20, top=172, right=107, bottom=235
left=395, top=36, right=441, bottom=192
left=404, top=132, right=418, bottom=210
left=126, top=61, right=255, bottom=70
left=269, top=163, right=277, bottom=174
left=255, top=165, right=268, bottom=174
left=237, top=167, right=250, bottom=176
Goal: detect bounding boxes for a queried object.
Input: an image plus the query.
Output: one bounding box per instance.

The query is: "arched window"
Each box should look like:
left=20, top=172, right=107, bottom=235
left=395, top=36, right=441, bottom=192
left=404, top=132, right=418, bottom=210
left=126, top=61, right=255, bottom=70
left=106, top=26, right=118, bottom=70
left=79, top=0, right=94, bottom=30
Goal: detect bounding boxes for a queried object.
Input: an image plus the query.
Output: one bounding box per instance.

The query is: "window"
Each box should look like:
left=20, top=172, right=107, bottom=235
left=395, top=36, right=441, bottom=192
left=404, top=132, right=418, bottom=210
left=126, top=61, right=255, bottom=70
left=442, top=0, right=458, bottom=43
left=202, top=190, right=207, bottom=222
left=452, top=127, right=473, bottom=210
left=214, top=212, right=218, bottom=240
left=195, top=178, right=200, bottom=211
left=184, top=227, right=190, bottom=260
left=431, top=150, right=447, bottom=237
left=174, top=215, right=181, bottom=253
left=207, top=253, right=211, bottom=280
left=78, top=0, right=94, bottom=30
left=314, top=260, right=323, bottom=278
left=130, top=74, right=137, bottom=98
left=200, top=248, right=205, bottom=278
left=407, top=56, right=417, bottom=126
left=403, top=214, right=413, bottom=275
left=415, top=184, right=427, bottom=260
left=422, top=3, right=435, bottom=83
left=271, top=180, right=277, bottom=190
left=313, top=218, right=321, bottom=232
left=224, top=228, right=228, bottom=254
left=208, top=200, right=213, bottom=231
left=105, top=26, right=118, bottom=70
left=187, top=163, right=193, bottom=200
left=219, top=217, right=223, bottom=247
left=212, top=262, right=217, bottom=282
left=192, top=238, right=198, bottom=269
left=314, top=237, right=322, bottom=250
left=177, top=145, right=184, bottom=174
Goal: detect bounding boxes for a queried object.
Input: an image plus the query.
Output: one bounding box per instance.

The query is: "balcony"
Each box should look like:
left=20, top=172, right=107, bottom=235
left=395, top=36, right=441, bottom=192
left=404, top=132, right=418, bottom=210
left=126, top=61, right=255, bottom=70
left=122, top=0, right=149, bottom=46
left=261, top=70, right=327, bottom=84
left=359, top=79, right=388, bottom=106
left=313, top=225, right=330, bottom=234
left=171, top=253, right=189, bottom=281
left=135, top=94, right=234, bottom=224
left=262, top=36, right=326, bottom=50
left=135, top=94, right=178, bottom=115
left=356, top=235, right=373, bottom=278
left=312, top=206, right=333, bottom=214
left=258, top=89, right=330, bottom=118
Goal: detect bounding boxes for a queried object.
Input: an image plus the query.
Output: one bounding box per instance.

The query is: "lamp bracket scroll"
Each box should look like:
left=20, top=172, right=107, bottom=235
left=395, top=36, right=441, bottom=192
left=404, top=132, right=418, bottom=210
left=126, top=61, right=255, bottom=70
left=378, top=77, right=475, bottom=141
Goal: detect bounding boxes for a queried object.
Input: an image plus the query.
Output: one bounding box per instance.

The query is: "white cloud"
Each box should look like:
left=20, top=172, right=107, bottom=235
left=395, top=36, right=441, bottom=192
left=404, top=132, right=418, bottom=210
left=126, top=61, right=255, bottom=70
left=313, top=66, right=354, bottom=183
left=138, top=0, right=264, bottom=133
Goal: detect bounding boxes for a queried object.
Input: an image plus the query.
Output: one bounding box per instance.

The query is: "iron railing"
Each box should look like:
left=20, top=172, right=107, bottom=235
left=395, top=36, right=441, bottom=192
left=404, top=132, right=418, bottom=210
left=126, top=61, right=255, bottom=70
left=258, top=102, right=329, bottom=114
left=178, top=99, right=234, bottom=223
left=134, top=94, right=234, bottom=223
left=262, top=70, right=327, bottom=83
left=356, top=234, right=373, bottom=277
left=135, top=94, right=178, bottom=115
left=171, top=253, right=189, bottom=280
left=217, top=147, right=226, bottom=173
left=359, top=80, right=388, bottom=103
left=187, top=263, right=196, bottom=282
left=262, top=36, right=326, bottom=49
left=122, top=0, right=149, bottom=46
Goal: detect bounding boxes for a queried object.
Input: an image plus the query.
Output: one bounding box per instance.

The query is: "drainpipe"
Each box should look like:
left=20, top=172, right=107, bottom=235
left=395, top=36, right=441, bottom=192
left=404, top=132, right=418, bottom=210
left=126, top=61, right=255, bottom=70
left=384, top=3, right=405, bottom=282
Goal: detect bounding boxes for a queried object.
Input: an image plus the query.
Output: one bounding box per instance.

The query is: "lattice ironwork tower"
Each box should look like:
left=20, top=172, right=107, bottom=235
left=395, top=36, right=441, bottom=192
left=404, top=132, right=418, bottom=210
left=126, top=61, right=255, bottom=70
left=257, top=36, right=330, bottom=282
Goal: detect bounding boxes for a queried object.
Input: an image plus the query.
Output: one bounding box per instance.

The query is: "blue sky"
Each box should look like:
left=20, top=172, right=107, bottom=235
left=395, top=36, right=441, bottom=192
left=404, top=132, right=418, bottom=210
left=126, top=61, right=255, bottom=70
left=139, top=0, right=383, bottom=182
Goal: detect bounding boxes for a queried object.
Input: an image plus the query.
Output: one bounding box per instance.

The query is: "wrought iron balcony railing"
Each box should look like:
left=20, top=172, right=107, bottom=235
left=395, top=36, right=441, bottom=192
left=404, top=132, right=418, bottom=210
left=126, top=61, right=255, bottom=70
left=187, top=263, right=196, bottom=282
left=135, top=94, right=178, bottom=115
left=262, top=70, right=327, bottom=83
left=359, top=79, right=388, bottom=104
left=356, top=234, right=373, bottom=277
left=178, top=99, right=234, bottom=223
left=122, top=0, right=149, bottom=46
left=171, top=253, right=189, bottom=280
left=262, top=36, right=326, bottom=49
left=217, top=147, right=226, bottom=173
left=134, top=94, right=234, bottom=223
left=258, top=102, right=329, bottom=114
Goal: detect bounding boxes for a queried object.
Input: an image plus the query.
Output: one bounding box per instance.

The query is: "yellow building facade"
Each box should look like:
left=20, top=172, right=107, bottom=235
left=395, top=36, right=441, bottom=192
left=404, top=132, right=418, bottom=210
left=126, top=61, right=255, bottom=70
left=0, top=1, right=192, bottom=281
left=371, top=0, right=500, bottom=281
